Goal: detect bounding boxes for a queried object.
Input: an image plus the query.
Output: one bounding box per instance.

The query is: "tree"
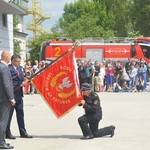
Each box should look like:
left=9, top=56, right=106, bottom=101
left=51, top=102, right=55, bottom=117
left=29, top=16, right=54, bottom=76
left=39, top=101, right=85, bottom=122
left=131, top=0, right=150, bottom=36
left=59, top=0, right=115, bottom=40
left=57, top=0, right=135, bottom=40
left=107, top=0, right=132, bottom=37
left=13, top=39, right=21, bottom=54
left=51, top=22, right=64, bottom=37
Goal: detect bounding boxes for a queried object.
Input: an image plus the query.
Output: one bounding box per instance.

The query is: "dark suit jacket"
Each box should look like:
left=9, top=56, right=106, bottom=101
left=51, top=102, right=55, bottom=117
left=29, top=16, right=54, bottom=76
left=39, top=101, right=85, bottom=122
left=8, top=64, right=24, bottom=98
left=0, top=62, right=14, bottom=102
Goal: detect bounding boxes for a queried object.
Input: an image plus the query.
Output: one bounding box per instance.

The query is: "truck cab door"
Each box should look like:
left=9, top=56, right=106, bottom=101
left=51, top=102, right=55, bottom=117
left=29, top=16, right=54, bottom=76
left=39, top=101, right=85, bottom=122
left=131, top=44, right=136, bottom=57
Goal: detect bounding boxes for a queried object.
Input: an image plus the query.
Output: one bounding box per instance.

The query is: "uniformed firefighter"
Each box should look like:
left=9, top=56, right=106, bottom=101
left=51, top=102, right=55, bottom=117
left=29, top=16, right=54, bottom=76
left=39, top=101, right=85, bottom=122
left=78, top=83, right=115, bottom=140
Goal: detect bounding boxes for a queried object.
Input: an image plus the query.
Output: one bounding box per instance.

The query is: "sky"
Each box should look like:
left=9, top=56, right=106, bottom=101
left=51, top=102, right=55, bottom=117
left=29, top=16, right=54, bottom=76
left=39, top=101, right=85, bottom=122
left=24, top=0, right=75, bottom=37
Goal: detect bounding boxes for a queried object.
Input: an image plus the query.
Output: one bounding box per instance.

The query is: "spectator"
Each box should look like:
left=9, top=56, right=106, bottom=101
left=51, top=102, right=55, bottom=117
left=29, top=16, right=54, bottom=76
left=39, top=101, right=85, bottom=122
left=105, top=64, right=115, bottom=92
left=24, top=60, right=31, bottom=94
left=30, top=65, right=39, bottom=94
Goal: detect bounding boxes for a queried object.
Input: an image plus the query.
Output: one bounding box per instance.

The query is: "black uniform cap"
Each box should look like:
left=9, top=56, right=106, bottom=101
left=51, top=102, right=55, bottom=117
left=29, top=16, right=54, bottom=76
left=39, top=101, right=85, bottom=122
left=81, top=83, right=92, bottom=91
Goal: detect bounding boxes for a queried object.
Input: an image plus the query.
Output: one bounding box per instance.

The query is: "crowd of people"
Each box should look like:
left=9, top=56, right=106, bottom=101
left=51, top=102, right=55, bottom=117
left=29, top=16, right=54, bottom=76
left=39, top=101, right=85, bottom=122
left=23, top=57, right=150, bottom=94
left=77, top=58, right=150, bottom=93
left=23, top=59, right=46, bottom=95
left=9, top=55, right=150, bottom=95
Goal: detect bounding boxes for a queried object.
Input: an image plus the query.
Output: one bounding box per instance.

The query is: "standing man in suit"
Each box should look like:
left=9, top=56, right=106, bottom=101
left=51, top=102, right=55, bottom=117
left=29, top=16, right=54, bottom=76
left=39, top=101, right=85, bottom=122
left=0, top=50, right=16, bottom=149
left=6, top=54, right=32, bottom=139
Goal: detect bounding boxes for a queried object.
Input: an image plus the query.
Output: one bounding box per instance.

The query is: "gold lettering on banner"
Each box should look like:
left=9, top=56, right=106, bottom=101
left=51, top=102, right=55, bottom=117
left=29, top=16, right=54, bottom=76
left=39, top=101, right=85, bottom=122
left=60, top=66, right=72, bottom=72
left=45, top=73, right=52, bottom=90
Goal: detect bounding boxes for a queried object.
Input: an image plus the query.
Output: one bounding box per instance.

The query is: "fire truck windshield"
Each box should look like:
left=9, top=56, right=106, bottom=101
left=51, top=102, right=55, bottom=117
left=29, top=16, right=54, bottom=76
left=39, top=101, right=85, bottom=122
left=140, top=45, right=150, bottom=59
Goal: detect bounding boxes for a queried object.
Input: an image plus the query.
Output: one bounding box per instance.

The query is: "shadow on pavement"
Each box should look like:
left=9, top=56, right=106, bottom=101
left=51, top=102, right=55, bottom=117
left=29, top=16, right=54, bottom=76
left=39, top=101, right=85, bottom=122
left=32, top=135, right=81, bottom=139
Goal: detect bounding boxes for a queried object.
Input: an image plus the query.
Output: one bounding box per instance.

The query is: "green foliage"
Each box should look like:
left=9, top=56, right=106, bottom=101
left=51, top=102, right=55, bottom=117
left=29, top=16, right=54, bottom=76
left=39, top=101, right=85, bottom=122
left=104, top=0, right=132, bottom=37
left=128, top=31, right=142, bottom=38
left=59, top=0, right=116, bottom=40
left=51, top=22, right=64, bottom=37
left=13, top=39, right=21, bottom=54
left=55, top=0, right=148, bottom=39
left=131, top=0, right=150, bottom=36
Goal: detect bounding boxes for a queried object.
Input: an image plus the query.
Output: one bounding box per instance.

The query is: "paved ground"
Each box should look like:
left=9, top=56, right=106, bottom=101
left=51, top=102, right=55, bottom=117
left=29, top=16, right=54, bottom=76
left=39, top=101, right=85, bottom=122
left=7, top=92, right=150, bottom=150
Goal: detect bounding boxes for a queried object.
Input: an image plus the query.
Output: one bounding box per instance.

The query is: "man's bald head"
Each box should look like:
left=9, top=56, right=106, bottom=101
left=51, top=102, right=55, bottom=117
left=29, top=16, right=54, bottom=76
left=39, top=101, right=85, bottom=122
left=1, top=50, right=11, bottom=64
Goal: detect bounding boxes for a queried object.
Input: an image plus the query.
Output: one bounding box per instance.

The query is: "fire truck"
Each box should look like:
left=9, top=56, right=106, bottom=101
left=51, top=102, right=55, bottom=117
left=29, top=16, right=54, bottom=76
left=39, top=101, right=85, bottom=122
left=40, top=37, right=150, bottom=63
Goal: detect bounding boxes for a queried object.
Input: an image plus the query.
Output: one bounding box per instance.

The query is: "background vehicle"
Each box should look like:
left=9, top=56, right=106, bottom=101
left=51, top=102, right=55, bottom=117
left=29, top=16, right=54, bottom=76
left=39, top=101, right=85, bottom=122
left=40, top=37, right=150, bottom=63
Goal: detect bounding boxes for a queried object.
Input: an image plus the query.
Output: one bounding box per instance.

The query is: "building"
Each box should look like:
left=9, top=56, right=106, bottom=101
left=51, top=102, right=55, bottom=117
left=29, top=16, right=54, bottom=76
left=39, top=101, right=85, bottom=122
left=0, top=0, right=28, bottom=65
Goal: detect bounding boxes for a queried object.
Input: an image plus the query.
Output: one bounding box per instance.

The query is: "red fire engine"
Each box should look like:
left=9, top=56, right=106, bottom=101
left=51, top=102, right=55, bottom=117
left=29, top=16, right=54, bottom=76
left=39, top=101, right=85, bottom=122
left=40, top=37, right=150, bottom=63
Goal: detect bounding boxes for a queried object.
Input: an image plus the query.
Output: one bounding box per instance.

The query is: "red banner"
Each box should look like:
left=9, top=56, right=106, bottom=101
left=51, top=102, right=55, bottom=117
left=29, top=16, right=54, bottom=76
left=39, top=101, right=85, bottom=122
left=32, top=51, right=82, bottom=117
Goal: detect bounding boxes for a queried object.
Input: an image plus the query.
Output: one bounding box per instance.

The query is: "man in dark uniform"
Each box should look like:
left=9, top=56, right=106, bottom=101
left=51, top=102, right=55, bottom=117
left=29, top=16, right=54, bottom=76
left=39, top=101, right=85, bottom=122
left=6, top=54, right=32, bottom=139
left=78, top=83, right=115, bottom=140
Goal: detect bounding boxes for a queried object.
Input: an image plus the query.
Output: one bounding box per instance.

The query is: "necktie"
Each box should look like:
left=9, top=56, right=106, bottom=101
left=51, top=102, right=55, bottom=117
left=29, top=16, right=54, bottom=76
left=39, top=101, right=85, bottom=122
left=16, top=67, right=19, bottom=76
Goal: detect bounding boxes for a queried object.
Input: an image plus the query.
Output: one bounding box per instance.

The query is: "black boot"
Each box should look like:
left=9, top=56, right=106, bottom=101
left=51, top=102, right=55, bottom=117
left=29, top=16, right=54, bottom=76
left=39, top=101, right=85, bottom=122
left=110, top=125, right=116, bottom=137
left=94, top=125, right=116, bottom=138
left=6, top=134, right=16, bottom=139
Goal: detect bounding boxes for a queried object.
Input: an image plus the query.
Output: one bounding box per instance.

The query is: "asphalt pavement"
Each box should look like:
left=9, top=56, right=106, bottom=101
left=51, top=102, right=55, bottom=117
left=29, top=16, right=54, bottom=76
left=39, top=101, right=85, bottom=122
left=7, top=92, right=150, bottom=150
